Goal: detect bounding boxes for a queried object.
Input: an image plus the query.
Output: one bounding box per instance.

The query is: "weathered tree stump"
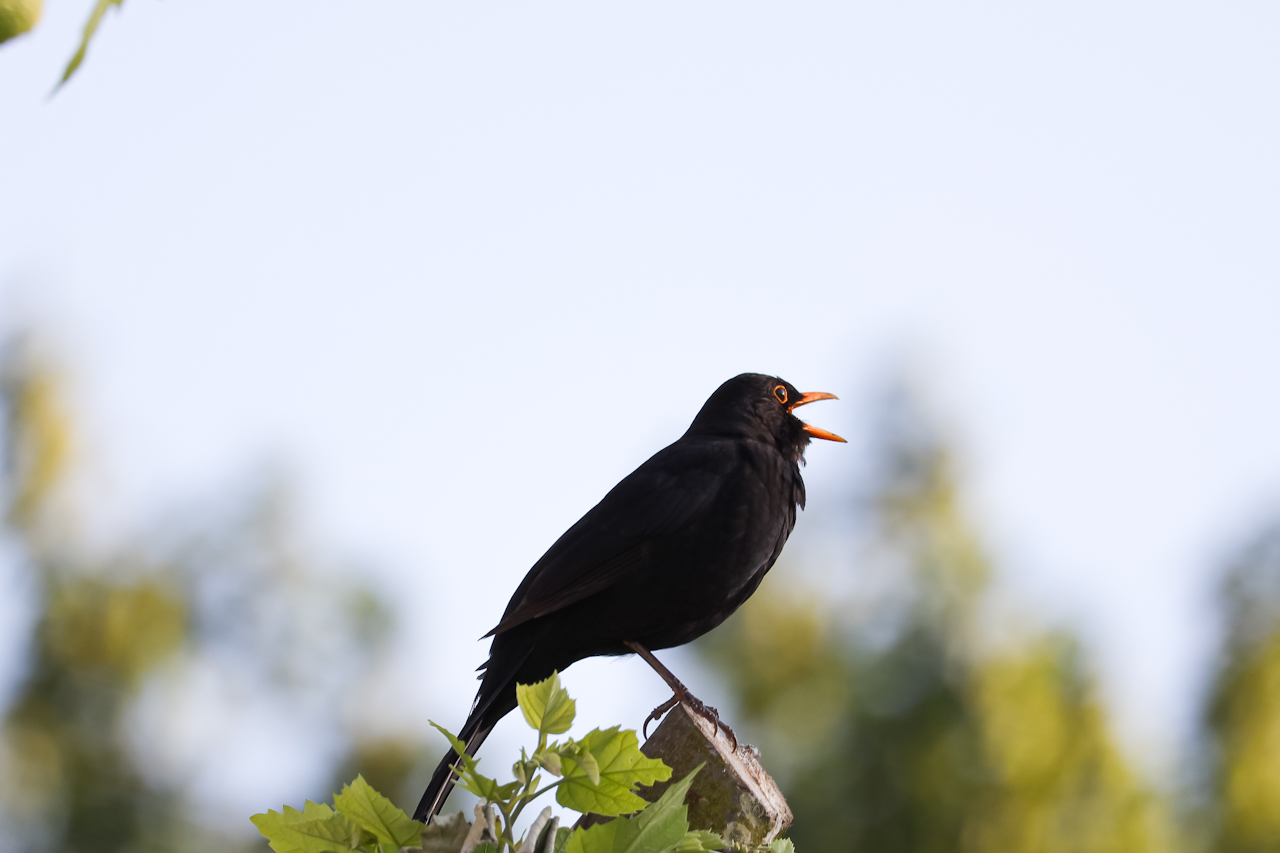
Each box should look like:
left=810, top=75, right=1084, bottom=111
left=635, top=704, right=792, bottom=846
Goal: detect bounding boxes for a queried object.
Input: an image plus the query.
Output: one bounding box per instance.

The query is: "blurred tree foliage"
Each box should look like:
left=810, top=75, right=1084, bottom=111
left=700, top=385, right=1174, bottom=853
left=1200, top=524, right=1280, bottom=853
left=5, top=334, right=1280, bottom=853
left=0, top=333, right=426, bottom=852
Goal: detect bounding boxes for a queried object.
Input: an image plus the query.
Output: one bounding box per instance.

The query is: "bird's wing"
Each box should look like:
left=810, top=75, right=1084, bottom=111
left=484, top=440, right=729, bottom=637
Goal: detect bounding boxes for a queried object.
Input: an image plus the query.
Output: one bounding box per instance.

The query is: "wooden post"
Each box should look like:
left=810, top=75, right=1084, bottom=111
left=636, top=704, right=792, bottom=846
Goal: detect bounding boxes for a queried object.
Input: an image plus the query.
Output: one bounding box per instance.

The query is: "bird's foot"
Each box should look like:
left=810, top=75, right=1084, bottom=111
left=642, top=691, right=738, bottom=749
left=641, top=695, right=681, bottom=739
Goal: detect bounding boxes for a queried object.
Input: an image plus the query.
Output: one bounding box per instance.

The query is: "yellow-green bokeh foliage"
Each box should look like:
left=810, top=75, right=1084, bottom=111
left=701, top=385, right=1172, bottom=853
left=1203, top=528, right=1280, bottom=853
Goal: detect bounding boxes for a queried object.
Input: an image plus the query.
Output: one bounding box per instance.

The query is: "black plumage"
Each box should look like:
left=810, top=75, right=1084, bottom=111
left=412, top=373, right=842, bottom=822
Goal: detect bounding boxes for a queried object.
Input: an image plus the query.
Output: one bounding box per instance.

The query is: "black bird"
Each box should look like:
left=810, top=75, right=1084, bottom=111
left=413, top=373, right=843, bottom=822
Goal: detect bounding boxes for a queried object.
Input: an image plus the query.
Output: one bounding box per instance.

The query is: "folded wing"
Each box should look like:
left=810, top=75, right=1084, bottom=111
left=484, top=440, right=729, bottom=637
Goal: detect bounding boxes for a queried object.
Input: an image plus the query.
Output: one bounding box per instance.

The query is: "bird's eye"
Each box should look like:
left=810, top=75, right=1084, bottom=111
left=773, top=385, right=788, bottom=404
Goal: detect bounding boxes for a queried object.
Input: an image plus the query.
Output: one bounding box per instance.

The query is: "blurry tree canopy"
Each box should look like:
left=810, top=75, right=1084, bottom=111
left=4, top=334, right=1280, bottom=852
left=1200, top=524, right=1280, bottom=853
left=0, top=333, right=426, bottom=852
left=699, top=384, right=1174, bottom=853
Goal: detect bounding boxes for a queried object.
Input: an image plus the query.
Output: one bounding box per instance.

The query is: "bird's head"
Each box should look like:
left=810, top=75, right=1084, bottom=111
left=687, top=373, right=845, bottom=461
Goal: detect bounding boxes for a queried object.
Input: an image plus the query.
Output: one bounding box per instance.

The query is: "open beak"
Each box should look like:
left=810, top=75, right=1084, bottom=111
left=788, top=391, right=847, bottom=443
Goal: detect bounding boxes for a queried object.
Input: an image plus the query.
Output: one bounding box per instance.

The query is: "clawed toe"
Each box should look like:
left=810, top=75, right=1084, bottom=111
left=642, top=695, right=681, bottom=739
left=641, top=692, right=738, bottom=749
left=683, top=697, right=738, bottom=749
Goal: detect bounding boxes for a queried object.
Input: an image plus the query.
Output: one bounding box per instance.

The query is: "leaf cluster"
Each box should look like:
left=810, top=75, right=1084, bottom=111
left=251, top=777, right=423, bottom=853
left=253, top=673, right=794, bottom=853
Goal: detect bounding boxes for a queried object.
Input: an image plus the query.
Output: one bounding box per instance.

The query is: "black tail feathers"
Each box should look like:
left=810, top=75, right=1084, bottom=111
left=413, top=721, right=493, bottom=822
left=413, top=624, right=540, bottom=822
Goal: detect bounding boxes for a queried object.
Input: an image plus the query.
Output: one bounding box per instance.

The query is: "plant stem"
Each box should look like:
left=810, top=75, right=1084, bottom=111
left=495, top=800, right=516, bottom=852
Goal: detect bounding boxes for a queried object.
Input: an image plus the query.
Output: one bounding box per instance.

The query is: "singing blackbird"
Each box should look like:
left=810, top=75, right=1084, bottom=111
left=412, top=373, right=843, bottom=822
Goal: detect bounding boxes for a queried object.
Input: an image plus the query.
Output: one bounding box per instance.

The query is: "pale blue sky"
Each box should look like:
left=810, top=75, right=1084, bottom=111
left=3, top=0, right=1279, bottom=821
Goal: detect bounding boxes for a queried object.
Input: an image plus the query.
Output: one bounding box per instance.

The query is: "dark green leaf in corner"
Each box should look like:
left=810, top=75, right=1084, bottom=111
left=332, top=774, right=424, bottom=848
left=517, top=671, right=577, bottom=735
left=59, top=0, right=123, bottom=86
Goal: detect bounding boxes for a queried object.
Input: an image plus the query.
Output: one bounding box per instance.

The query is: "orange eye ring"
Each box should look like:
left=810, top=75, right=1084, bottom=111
left=773, top=385, right=788, bottom=404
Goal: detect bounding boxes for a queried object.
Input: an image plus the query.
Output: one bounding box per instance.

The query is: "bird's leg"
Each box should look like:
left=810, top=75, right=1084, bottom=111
left=624, top=641, right=738, bottom=748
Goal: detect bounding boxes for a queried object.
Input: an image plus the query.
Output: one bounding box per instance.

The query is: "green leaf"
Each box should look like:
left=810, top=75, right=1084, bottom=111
left=671, top=829, right=725, bottom=851
left=59, top=0, right=123, bottom=87
left=564, top=818, right=634, bottom=853
left=563, top=766, right=706, bottom=853
left=517, top=671, right=577, bottom=735
left=628, top=767, right=702, bottom=852
left=557, top=728, right=672, bottom=817
left=421, top=811, right=471, bottom=853
left=430, top=721, right=469, bottom=757
left=554, top=826, right=572, bottom=853
left=250, top=801, right=361, bottom=853
left=550, top=742, right=599, bottom=785
left=561, top=765, right=699, bottom=853
left=430, top=721, right=487, bottom=793
left=534, top=749, right=563, bottom=776
left=460, top=772, right=522, bottom=803
left=763, top=840, right=795, bottom=853
left=572, top=749, right=601, bottom=786
left=333, top=775, right=424, bottom=848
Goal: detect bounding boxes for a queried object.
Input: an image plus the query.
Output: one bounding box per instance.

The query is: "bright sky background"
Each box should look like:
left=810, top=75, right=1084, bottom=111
left=3, top=0, right=1279, bottom=823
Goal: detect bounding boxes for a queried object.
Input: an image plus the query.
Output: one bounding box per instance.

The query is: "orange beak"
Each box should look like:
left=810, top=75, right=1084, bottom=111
left=787, top=391, right=846, bottom=443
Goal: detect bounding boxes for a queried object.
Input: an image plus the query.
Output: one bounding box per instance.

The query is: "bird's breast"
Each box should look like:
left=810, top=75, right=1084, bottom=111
left=647, top=445, right=798, bottom=597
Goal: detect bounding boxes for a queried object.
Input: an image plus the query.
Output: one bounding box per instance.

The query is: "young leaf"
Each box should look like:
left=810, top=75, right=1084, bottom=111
left=517, top=671, right=577, bottom=735
left=563, top=766, right=707, bottom=853
left=552, top=742, right=599, bottom=785
left=571, top=748, right=601, bottom=786
left=672, top=830, right=726, bottom=852
left=431, top=721, right=488, bottom=793
left=250, top=801, right=360, bottom=853
left=763, top=840, right=795, bottom=853
left=422, top=811, right=472, bottom=853
left=533, top=749, right=563, bottom=776
left=626, top=767, right=703, bottom=852
left=333, top=775, right=424, bottom=848
left=557, top=728, right=672, bottom=817
left=460, top=772, right=522, bottom=803
left=564, top=816, right=638, bottom=853
left=431, top=721, right=470, bottom=757
left=59, top=0, right=123, bottom=86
